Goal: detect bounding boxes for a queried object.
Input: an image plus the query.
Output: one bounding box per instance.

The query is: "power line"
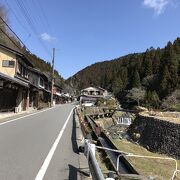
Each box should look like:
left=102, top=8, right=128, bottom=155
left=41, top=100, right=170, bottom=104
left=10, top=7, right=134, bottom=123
left=30, top=0, right=50, bottom=34
left=0, top=27, right=23, bottom=53
left=14, top=0, right=52, bottom=57
left=4, top=0, right=30, bottom=34
left=0, top=15, right=29, bottom=51
left=1, top=0, right=54, bottom=60
left=32, top=0, right=54, bottom=35
left=0, top=16, right=39, bottom=65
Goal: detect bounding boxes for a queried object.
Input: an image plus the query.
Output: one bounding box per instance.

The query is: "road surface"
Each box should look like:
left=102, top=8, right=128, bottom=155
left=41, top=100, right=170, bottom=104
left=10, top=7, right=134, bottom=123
left=0, top=104, right=80, bottom=180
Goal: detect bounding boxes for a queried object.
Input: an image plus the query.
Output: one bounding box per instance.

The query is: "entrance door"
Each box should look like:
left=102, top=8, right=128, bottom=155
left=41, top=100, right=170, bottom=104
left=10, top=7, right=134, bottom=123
left=23, top=90, right=27, bottom=111
left=0, top=88, right=17, bottom=112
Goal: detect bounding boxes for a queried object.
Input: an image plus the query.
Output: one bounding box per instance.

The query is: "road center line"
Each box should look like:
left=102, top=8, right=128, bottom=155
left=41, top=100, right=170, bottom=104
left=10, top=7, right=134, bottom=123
left=35, top=108, right=74, bottom=180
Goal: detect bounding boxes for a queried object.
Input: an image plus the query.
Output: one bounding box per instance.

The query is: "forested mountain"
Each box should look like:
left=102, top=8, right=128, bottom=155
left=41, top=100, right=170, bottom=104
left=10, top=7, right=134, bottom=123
left=26, top=53, right=64, bottom=86
left=67, top=38, right=180, bottom=110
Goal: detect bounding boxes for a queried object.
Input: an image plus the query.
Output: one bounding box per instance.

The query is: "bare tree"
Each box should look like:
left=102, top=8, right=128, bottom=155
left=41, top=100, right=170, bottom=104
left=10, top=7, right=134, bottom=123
left=162, top=90, right=180, bottom=110
left=127, top=88, right=146, bottom=106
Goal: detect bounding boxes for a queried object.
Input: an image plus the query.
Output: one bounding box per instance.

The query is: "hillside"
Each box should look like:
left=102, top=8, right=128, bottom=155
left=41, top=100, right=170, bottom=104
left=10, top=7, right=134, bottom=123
left=27, top=53, right=64, bottom=87
left=67, top=38, right=180, bottom=110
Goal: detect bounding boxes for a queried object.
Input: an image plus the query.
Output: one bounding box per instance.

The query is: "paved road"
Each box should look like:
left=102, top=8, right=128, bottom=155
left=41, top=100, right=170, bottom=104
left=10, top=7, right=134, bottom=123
left=0, top=104, right=80, bottom=180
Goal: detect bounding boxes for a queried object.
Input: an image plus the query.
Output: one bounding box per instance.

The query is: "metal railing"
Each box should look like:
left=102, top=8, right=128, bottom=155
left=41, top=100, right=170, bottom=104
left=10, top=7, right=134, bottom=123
left=84, top=140, right=105, bottom=180
left=77, top=108, right=180, bottom=180
left=95, top=145, right=180, bottom=180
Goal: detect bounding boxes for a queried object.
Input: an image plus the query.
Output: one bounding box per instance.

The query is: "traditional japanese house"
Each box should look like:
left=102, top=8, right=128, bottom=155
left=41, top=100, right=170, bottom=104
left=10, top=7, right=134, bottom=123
left=28, top=68, right=52, bottom=108
left=53, top=84, right=63, bottom=104
left=0, top=44, right=33, bottom=112
left=79, top=86, right=109, bottom=104
left=38, top=72, right=51, bottom=105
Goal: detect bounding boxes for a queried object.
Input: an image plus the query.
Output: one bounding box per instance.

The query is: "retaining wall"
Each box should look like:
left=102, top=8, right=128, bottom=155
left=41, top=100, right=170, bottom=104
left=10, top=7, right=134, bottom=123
left=128, top=115, right=180, bottom=159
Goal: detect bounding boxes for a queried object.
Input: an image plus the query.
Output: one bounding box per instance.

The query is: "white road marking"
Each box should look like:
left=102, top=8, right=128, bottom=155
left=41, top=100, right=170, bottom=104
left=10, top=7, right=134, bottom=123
left=0, top=106, right=60, bottom=126
left=35, top=108, right=74, bottom=180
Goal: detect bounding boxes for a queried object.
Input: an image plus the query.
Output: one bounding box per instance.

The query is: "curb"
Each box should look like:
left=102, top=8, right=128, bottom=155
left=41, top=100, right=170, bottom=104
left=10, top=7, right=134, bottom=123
left=0, top=105, right=61, bottom=125
left=75, top=109, right=90, bottom=180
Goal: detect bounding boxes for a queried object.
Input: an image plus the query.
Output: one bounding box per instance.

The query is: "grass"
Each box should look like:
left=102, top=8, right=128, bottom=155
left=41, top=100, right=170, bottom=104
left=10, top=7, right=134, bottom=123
left=95, top=151, right=110, bottom=174
left=140, top=110, right=180, bottom=124
left=96, top=148, right=120, bottom=179
left=112, top=139, right=180, bottom=180
left=172, top=104, right=180, bottom=112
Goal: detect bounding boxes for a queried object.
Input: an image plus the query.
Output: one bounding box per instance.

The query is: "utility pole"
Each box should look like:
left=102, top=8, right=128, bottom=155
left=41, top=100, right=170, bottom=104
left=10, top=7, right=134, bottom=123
left=51, top=48, right=55, bottom=107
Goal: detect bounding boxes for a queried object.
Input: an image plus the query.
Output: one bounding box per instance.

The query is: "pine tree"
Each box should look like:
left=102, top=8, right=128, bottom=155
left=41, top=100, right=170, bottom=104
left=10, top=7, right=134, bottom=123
left=146, top=90, right=160, bottom=109
left=159, top=66, right=171, bottom=98
left=153, top=48, right=161, bottom=74
left=112, top=77, right=123, bottom=97
left=143, top=50, right=153, bottom=77
left=162, top=42, right=179, bottom=92
left=173, top=38, right=180, bottom=61
left=120, top=67, right=128, bottom=88
left=173, top=38, right=180, bottom=78
left=101, top=73, right=108, bottom=88
left=146, top=91, right=152, bottom=108
left=131, top=70, right=141, bottom=88
left=151, top=91, right=160, bottom=108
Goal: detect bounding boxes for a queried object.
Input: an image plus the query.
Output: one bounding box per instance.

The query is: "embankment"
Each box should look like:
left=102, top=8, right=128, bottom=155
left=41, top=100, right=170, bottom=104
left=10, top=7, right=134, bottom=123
left=128, top=115, right=180, bottom=159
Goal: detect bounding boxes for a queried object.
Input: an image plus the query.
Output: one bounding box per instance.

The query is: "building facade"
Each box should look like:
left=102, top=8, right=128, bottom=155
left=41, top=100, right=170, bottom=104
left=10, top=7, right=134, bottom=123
left=79, top=86, right=109, bottom=104
left=0, top=44, right=31, bottom=112
left=0, top=44, right=64, bottom=113
left=81, top=87, right=108, bottom=97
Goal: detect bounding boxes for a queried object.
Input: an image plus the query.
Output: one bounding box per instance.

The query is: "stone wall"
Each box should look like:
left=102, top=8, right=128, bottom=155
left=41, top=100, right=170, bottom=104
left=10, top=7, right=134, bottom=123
left=128, top=115, right=180, bottom=159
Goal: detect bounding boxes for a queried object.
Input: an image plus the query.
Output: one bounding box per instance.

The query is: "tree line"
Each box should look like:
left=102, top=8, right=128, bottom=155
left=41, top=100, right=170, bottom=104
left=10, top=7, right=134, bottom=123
left=68, top=39, right=180, bottom=110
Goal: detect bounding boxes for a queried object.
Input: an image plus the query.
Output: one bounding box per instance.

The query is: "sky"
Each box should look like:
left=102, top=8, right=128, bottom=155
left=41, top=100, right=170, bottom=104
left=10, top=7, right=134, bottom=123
left=1, top=0, right=180, bottom=79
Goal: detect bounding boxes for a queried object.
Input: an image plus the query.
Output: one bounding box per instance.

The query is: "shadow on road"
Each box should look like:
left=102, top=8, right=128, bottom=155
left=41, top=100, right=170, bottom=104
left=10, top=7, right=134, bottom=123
left=68, top=164, right=77, bottom=180
left=68, top=164, right=90, bottom=180
left=71, top=113, right=79, bottom=154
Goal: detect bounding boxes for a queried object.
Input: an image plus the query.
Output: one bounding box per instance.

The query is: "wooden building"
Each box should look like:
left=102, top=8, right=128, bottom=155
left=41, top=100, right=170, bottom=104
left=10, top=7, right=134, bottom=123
left=53, top=84, right=63, bottom=104
left=79, top=86, right=109, bottom=104
left=0, top=44, right=33, bottom=112
left=0, top=43, right=65, bottom=112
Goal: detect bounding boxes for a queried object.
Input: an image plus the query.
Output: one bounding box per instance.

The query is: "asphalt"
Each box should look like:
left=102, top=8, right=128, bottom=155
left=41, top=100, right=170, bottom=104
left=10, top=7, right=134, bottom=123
left=0, top=104, right=88, bottom=180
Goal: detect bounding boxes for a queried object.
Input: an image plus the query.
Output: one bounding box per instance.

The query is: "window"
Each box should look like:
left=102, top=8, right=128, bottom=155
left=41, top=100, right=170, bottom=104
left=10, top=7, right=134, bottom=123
left=2, top=60, right=15, bottom=68
left=40, top=77, right=44, bottom=87
left=16, top=62, right=29, bottom=79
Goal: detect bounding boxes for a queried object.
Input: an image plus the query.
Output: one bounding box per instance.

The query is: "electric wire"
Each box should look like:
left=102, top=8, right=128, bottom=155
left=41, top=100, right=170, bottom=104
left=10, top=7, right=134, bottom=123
left=4, top=0, right=30, bottom=34
left=0, top=16, right=38, bottom=65
left=14, top=0, right=52, bottom=57
left=0, top=27, right=23, bottom=53
left=32, top=0, right=54, bottom=35
left=30, top=0, right=50, bottom=34
left=0, top=16, right=29, bottom=51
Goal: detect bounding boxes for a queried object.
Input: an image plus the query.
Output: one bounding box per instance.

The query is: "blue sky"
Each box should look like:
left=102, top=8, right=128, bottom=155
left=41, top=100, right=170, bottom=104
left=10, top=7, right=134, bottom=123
left=1, top=0, right=180, bottom=79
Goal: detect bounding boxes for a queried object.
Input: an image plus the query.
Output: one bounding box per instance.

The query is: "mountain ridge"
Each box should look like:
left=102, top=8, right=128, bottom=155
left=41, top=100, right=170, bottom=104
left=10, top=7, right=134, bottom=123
left=67, top=38, right=180, bottom=110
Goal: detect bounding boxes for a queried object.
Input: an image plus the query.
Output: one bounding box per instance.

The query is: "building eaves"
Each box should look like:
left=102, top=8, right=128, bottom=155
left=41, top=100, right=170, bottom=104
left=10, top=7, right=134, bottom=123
left=0, top=43, right=23, bottom=56
left=0, top=72, right=29, bottom=88
left=0, top=43, right=34, bottom=67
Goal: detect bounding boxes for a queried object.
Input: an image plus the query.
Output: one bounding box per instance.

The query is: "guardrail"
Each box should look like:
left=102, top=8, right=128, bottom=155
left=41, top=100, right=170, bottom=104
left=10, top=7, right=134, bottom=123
left=85, top=115, right=139, bottom=176
left=77, top=108, right=180, bottom=179
left=84, top=142, right=180, bottom=180
left=84, top=140, right=106, bottom=180
left=76, top=108, right=114, bottom=180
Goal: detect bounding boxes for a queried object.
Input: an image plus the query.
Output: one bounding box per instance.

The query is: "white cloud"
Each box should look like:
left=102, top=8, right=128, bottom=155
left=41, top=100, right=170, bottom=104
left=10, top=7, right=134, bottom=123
left=143, top=0, right=170, bottom=15
left=40, top=33, right=56, bottom=42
